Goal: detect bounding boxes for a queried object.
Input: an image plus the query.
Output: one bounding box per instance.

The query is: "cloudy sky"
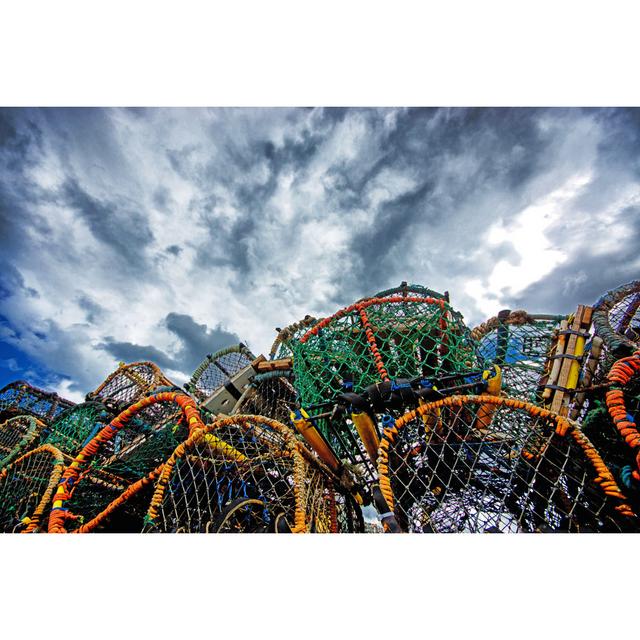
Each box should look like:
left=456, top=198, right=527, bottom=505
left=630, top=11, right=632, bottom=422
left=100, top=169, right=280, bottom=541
left=1, top=107, right=639, bottom=401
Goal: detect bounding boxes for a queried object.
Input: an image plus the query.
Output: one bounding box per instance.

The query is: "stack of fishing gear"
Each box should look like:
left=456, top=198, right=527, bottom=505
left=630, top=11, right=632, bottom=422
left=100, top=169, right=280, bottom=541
left=1, top=279, right=640, bottom=533
left=142, top=414, right=362, bottom=533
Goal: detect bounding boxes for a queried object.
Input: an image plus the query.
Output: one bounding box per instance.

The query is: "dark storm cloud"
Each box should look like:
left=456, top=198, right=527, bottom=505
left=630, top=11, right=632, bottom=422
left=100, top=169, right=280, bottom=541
left=96, top=313, right=241, bottom=378
left=0, top=262, right=39, bottom=300
left=164, top=312, right=241, bottom=372
left=301, top=108, right=558, bottom=304
left=76, top=294, right=106, bottom=324
left=510, top=204, right=640, bottom=312
left=1, top=107, right=640, bottom=395
left=61, top=178, right=154, bottom=266
left=97, top=337, right=178, bottom=371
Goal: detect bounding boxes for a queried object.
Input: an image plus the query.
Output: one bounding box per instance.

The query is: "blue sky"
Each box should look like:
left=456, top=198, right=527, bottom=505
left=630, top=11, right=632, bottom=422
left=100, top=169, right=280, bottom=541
left=1, top=107, right=639, bottom=401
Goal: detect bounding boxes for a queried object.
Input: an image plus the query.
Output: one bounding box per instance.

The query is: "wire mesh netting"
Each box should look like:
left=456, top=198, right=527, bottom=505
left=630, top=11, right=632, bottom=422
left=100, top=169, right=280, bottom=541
left=0, top=381, right=74, bottom=423
left=232, top=371, right=298, bottom=423
left=291, top=296, right=479, bottom=407
left=593, top=280, right=640, bottom=363
left=42, top=402, right=112, bottom=455
left=270, top=316, right=319, bottom=360
left=87, top=362, right=175, bottom=408
left=472, top=311, right=564, bottom=403
left=282, top=295, right=481, bottom=477
left=377, top=395, right=636, bottom=533
left=0, top=445, right=65, bottom=533
left=185, top=344, right=256, bottom=403
left=48, top=392, right=203, bottom=533
left=143, top=414, right=362, bottom=533
left=0, top=415, right=47, bottom=469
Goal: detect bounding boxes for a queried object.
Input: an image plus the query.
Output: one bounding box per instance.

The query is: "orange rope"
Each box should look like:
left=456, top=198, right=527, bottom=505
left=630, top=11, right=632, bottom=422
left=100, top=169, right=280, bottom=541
left=377, top=394, right=635, bottom=521
left=606, top=351, right=640, bottom=481
left=48, top=391, right=205, bottom=533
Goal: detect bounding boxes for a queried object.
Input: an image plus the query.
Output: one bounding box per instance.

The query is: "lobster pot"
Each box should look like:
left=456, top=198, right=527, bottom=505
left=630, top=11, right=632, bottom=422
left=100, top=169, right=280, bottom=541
left=592, top=280, right=640, bottom=378
left=232, top=371, right=298, bottom=423
left=378, top=395, right=637, bottom=533
left=0, top=445, right=65, bottom=532
left=0, top=381, right=73, bottom=423
left=0, top=415, right=47, bottom=469
left=48, top=392, right=206, bottom=533
left=87, top=362, right=175, bottom=408
left=290, top=295, right=479, bottom=409
left=143, top=415, right=362, bottom=533
left=63, top=401, right=188, bottom=527
left=186, top=344, right=255, bottom=403
left=43, top=402, right=112, bottom=455
left=363, top=282, right=448, bottom=302
left=269, top=315, right=319, bottom=360
left=472, top=312, right=563, bottom=403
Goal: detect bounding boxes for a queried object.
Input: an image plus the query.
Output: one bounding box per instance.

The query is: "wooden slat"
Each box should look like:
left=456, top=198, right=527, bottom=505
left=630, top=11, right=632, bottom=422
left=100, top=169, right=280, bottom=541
left=255, top=357, right=293, bottom=373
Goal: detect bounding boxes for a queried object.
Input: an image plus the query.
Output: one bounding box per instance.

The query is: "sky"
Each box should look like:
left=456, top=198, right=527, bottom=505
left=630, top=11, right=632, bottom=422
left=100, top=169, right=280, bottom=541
left=1, top=107, right=639, bottom=402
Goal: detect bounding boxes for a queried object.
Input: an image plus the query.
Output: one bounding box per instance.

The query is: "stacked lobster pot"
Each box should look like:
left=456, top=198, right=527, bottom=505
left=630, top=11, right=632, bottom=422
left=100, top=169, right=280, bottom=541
left=577, top=281, right=640, bottom=512
left=0, top=382, right=74, bottom=532
left=276, top=284, right=491, bottom=523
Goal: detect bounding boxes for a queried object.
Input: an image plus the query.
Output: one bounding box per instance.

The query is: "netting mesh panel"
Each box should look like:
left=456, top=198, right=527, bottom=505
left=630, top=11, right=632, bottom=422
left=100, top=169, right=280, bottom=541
left=380, top=397, right=634, bottom=533
left=608, top=294, right=640, bottom=345
left=233, top=372, right=298, bottom=423
left=144, top=415, right=349, bottom=533
left=0, top=416, right=45, bottom=469
left=88, top=363, right=173, bottom=406
left=365, top=283, right=448, bottom=301
left=145, top=420, right=298, bottom=532
left=188, top=346, right=255, bottom=402
left=43, top=402, right=111, bottom=455
left=593, top=281, right=640, bottom=366
left=270, top=316, right=319, bottom=360
left=64, top=404, right=188, bottom=524
left=334, top=491, right=365, bottom=533
left=0, top=381, right=73, bottom=422
left=291, top=297, right=479, bottom=408
left=0, top=446, right=64, bottom=532
left=474, top=313, right=562, bottom=403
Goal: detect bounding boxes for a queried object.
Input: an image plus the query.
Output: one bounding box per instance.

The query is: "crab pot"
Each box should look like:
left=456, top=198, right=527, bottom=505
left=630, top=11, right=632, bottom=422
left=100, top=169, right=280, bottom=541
left=0, top=381, right=74, bottom=424
left=377, top=395, right=638, bottom=533
left=42, top=402, right=113, bottom=456
left=232, top=370, right=298, bottom=424
left=591, top=280, right=640, bottom=382
left=143, top=414, right=363, bottom=533
left=87, top=361, right=176, bottom=408
left=283, top=294, right=481, bottom=471
left=185, top=344, right=256, bottom=405
left=269, top=316, right=319, bottom=361
left=0, top=415, right=47, bottom=470
left=48, top=392, right=204, bottom=533
left=291, top=295, right=479, bottom=407
left=0, top=445, right=65, bottom=533
left=593, top=280, right=640, bottom=353
left=472, top=310, right=564, bottom=404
